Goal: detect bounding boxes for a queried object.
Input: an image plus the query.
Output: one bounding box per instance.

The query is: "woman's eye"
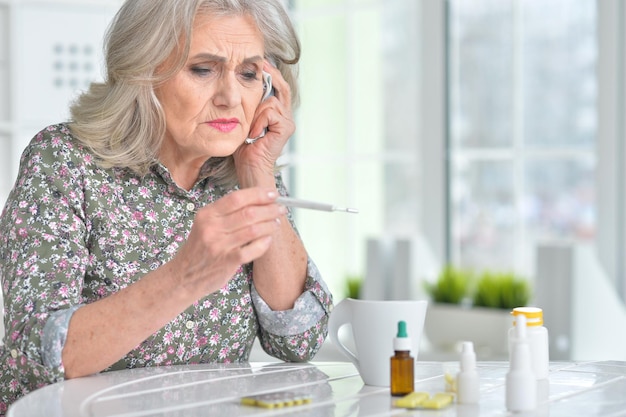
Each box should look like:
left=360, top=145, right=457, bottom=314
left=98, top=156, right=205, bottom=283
left=241, top=71, right=258, bottom=81
left=190, top=66, right=212, bottom=76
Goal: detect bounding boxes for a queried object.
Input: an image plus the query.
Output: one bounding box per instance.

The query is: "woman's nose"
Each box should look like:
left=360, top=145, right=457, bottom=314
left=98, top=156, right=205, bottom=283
left=212, top=74, right=241, bottom=108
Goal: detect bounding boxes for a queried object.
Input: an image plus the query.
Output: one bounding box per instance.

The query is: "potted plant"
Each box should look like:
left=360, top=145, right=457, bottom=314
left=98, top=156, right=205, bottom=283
left=423, top=266, right=531, bottom=358
left=344, top=274, right=363, bottom=299
left=472, top=271, right=531, bottom=310
left=423, top=265, right=473, bottom=306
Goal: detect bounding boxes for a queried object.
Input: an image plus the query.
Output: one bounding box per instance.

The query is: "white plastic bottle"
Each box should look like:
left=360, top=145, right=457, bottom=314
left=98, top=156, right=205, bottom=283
left=508, top=307, right=549, bottom=380
left=506, top=314, right=537, bottom=412
left=456, top=341, right=480, bottom=404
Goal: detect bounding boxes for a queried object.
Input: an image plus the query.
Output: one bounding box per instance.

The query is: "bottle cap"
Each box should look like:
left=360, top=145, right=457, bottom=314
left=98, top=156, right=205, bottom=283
left=460, top=341, right=476, bottom=371
left=393, top=321, right=412, bottom=351
left=511, top=306, right=543, bottom=326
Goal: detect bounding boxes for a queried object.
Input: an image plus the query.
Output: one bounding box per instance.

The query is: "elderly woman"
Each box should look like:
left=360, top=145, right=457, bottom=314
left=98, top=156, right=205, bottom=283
left=0, top=0, right=333, bottom=411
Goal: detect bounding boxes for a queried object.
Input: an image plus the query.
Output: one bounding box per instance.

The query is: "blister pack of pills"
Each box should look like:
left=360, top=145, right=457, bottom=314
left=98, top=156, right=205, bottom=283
left=241, top=391, right=313, bottom=408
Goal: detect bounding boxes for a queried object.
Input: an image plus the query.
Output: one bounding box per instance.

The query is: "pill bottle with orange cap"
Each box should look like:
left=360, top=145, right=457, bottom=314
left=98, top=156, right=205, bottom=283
left=507, top=307, right=549, bottom=380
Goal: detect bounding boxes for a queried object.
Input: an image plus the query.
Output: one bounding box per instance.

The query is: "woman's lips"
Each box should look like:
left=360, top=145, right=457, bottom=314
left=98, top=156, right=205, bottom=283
left=207, top=118, right=239, bottom=133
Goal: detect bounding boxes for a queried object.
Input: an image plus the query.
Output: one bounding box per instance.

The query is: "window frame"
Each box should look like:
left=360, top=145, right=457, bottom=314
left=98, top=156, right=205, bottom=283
left=597, top=0, right=626, bottom=299
left=417, top=0, right=448, bottom=266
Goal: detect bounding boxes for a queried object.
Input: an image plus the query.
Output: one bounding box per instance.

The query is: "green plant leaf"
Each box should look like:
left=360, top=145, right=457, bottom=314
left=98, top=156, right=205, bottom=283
left=345, top=275, right=363, bottom=299
left=424, top=265, right=472, bottom=304
left=472, top=271, right=531, bottom=309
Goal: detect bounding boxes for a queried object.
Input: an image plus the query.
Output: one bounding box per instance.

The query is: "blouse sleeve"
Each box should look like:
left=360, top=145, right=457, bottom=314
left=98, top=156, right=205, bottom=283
left=0, top=126, right=89, bottom=396
left=250, top=174, right=334, bottom=362
left=251, top=258, right=332, bottom=361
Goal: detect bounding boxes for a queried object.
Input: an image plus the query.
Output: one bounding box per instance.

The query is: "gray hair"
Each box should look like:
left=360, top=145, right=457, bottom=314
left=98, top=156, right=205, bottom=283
left=69, top=0, right=300, bottom=185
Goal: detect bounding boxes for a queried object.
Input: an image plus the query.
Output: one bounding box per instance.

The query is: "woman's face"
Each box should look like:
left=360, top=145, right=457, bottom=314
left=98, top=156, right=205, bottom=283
left=156, top=13, right=266, bottom=167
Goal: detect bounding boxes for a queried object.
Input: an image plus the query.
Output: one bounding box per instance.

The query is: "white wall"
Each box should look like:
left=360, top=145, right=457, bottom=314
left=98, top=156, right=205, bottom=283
left=536, top=243, right=626, bottom=361
left=0, top=0, right=123, bottom=207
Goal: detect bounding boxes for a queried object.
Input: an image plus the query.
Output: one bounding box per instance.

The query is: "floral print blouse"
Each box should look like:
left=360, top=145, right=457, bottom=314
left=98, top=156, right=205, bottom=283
left=0, top=124, right=333, bottom=413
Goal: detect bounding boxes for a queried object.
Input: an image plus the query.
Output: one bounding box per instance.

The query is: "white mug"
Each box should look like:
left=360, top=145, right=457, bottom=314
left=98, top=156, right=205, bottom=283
left=328, top=298, right=428, bottom=386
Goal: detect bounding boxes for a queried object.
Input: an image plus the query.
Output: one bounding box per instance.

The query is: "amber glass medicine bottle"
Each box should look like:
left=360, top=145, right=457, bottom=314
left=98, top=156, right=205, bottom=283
left=390, top=320, right=414, bottom=396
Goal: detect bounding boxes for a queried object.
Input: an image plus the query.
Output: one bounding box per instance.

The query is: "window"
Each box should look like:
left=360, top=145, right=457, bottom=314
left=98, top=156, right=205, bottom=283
left=288, top=0, right=424, bottom=298
left=447, top=0, right=597, bottom=276
left=289, top=0, right=615, bottom=301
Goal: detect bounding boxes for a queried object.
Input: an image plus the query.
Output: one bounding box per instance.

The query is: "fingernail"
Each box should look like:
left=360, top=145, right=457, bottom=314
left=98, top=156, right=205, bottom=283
left=268, top=191, right=277, bottom=199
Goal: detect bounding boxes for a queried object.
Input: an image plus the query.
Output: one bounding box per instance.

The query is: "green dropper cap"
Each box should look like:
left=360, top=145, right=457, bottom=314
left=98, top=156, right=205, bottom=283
left=396, top=320, right=408, bottom=338
left=394, top=320, right=411, bottom=351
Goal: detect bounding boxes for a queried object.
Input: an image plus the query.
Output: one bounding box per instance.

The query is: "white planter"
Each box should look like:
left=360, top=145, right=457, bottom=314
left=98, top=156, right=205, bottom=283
left=424, top=303, right=512, bottom=358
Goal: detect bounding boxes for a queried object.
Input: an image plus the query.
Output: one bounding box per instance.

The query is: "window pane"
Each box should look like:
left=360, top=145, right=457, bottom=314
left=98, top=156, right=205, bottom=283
left=351, top=8, right=384, bottom=155
left=523, top=0, right=596, bottom=148
left=447, top=0, right=597, bottom=275
left=451, top=160, right=516, bottom=270
left=292, top=158, right=421, bottom=298
left=291, top=0, right=421, bottom=295
left=380, top=0, right=420, bottom=153
left=293, top=161, right=382, bottom=298
left=524, top=158, right=595, bottom=241
left=296, top=0, right=346, bottom=9
left=296, top=14, right=348, bottom=153
left=384, top=162, right=420, bottom=235
left=448, top=0, right=514, bottom=148
left=293, top=163, right=352, bottom=299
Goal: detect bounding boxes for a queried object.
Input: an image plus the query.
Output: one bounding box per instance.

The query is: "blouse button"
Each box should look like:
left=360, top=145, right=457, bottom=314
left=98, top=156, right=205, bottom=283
left=185, top=320, right=195, bottom=330
left=186, top=202, right=195, bottom=212
left=10, top=349, right=18, bottom=359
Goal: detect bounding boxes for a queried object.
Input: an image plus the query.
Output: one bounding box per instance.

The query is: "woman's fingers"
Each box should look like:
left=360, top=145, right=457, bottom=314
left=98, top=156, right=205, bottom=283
left=263, top=61, right=292, bottom=109
left=245, top=62, right=294, bottom=144
left=202, top=214, right=281, bottom=261
left=209, top=188, right=278, bottom=214
left=173, top=188, right=284, bottom=296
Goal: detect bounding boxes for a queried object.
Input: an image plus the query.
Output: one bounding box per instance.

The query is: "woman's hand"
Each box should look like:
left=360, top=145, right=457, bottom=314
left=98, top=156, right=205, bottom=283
left=170, top=187, right=285, bottom=298
left=234, top=61, right=295, bottom=188
left=231, top=63, right=307, bottom=312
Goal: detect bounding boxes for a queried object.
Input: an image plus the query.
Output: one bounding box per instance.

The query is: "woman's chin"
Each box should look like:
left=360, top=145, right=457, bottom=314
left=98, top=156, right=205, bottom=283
left=204, top=137, right=247, bottom=157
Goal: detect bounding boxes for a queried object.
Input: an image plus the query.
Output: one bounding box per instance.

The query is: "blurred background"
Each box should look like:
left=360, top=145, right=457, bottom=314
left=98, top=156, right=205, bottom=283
left=1, top=0, right=624, bottom=361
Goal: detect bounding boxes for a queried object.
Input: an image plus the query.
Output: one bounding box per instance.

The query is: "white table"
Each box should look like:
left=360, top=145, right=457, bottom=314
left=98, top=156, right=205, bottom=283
left=7, top=360, right=626, bottom=416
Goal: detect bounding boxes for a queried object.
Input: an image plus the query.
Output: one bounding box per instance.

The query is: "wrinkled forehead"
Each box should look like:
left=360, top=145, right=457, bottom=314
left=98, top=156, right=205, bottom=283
left=188, top=13, right=265, bottom=59
left=157, top=10, right=263, bottom=75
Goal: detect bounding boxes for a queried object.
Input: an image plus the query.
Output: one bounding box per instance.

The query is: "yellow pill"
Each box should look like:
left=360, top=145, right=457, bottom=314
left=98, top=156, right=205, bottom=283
left=394, top=392, right=430, bottom=409
left=421, top=393, right=454, bottom=409
left=444, top=372, right=457, bottom=392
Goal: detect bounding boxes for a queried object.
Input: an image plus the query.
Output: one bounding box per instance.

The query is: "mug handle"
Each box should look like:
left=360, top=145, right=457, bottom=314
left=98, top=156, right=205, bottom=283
left=327, top=299, right=359, bottom=368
